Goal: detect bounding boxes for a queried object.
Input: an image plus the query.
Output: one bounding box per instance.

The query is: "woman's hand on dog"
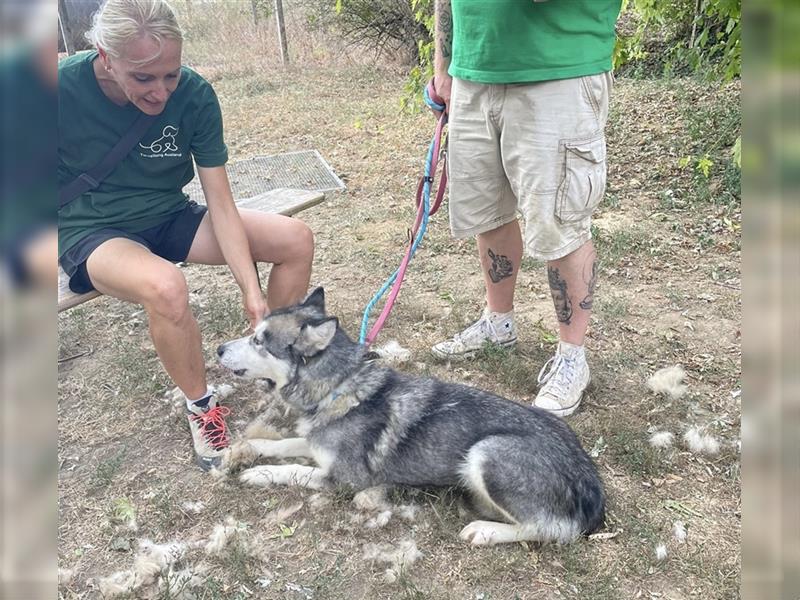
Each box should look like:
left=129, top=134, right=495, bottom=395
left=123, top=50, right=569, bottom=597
left=244, top=289, right=269, bottom=330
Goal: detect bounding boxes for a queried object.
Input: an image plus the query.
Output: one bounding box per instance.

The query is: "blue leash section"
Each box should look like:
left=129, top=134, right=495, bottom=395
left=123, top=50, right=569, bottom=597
left=359, top=84, right=447, bottom=345
left=358, top=138, right=436, bottom=344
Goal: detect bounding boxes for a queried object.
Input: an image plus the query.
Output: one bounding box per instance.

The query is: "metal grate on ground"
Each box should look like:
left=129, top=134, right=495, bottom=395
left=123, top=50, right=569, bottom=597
left=184, top=150, right=345, bottom=204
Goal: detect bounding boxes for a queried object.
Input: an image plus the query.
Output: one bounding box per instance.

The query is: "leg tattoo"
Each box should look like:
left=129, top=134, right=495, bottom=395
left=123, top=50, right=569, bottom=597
left=487, top=248, right=513, bottom=284
left=579, top=258, right=598, bottom=311
left=548, top=266, right=572, bottom=324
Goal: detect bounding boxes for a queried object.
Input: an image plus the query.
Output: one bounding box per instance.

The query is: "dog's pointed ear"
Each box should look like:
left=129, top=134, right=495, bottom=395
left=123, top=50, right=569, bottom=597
left=302, top=287, right=326, bottom=314
left=294, top=317, right=338, bottom=357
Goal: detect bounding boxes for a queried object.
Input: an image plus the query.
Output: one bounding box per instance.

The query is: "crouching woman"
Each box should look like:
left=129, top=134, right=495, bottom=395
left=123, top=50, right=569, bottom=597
left=58, top=0, right=314, bottom=470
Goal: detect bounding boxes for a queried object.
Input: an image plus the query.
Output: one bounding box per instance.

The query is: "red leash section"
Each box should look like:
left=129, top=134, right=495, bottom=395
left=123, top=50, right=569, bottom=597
left=359, top=82, right=448, bottom=346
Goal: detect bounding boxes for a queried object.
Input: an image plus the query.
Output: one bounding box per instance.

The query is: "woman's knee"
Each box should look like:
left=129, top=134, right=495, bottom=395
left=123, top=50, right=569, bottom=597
left=253, top=219, right=314, bottom=265
left=141, top=267, right=190, bottom=321
left=293, top=221, right=315, bottom=263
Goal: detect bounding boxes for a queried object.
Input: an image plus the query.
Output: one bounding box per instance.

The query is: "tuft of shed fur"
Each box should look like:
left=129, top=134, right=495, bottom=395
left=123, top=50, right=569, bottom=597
left=647, top=365, right=688, bottom=400
left=363, top=539, right=423, bottom=583
left=649, top=430, right=675, bottom=448
left=683, top=427, right=720, bottom=455
left=373, top=340, right=412, bottom=365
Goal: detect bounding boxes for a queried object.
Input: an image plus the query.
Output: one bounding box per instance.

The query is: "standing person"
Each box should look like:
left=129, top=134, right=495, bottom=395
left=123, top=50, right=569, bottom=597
left=58, top=0, right=315, bottom=469
left=429, top=0, right=621, bottom=417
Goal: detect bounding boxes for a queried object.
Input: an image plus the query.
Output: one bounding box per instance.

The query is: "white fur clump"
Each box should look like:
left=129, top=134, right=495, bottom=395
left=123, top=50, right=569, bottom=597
left=163, top=566, right=207, bottom=598
left=96, top=539, right=188, bottom=598
left=181, top=501, right=206, bottom=514
left=210, top=383, right=235, bottom=400
left=308, top=493, right=331, bottom=511
left=365, top=510, right=394, bottom=529
left=363, top=539, right=423, bottom=583
left=673, top=521, right=687, bottom=543
left=97, top=570, right=138, bottom=597
left=353, top=487, right=390, bottom=512
left=374, top=340, right=412, bottom=365
left=137, top=540, right=188, bottom=576
left=647, top=365, right=688, bottom=400
left=397, top=504, right=420, bottom=522
left=655, top=543, right=668, bottom=561
left=648, top=430, right=675, bottom=449
left=683, top=427, right=721, bottom=455
left=204, top=517, right=249, bottom=556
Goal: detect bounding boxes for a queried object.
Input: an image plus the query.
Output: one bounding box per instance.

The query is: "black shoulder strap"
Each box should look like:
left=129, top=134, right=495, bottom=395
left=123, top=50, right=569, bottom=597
left=59, top=111, right=157, bottom=208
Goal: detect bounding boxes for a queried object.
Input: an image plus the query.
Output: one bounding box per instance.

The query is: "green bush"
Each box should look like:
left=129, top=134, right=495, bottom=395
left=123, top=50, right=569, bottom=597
left=614, top=0, right=741, bottom=81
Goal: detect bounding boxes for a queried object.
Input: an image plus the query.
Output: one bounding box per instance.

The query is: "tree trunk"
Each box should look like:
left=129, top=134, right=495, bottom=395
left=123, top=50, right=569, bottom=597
left=58, top=0, right=74, bottom=55
left=274, top=0, right=289, bottom=65
left=251, top=0, right=260, bottom=26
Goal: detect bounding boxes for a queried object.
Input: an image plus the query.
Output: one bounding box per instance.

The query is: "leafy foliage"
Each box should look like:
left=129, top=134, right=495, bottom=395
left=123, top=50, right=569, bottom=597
left=615, top=0, right=741, bottom=81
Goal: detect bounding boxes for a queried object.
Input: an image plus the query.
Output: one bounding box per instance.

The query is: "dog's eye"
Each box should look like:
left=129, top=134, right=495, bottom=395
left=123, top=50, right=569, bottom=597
left=252, top=336, right=263, bottom=347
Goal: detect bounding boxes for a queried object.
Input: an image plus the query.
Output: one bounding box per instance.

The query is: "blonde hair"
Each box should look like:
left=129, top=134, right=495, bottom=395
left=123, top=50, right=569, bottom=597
left=86, top=0, right=183, bottom=65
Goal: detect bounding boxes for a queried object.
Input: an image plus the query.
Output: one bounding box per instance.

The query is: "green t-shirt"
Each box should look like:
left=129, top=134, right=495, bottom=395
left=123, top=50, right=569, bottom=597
left=58, top=51, right=228, bottom=257
left=449, top=0, right=622, bottom=84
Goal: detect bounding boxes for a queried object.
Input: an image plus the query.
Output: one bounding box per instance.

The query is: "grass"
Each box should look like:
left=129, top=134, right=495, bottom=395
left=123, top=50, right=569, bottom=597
left=591, top=225, right=651, bottom=265
left=605, top=428, right=664, bottom=478
left=675, top=81, right=741, bottom=207
left=595, top=294, right=630, bottom=322
left=145, top=487, right=186, bottom=533
left=473, top=343, right=543, bottom=394
left=89, top=447, right=127, bottom=492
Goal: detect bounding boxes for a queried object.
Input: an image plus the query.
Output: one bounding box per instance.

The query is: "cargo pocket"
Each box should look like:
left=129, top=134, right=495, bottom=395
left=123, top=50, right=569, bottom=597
left=555, top=134, right=607, bottom=223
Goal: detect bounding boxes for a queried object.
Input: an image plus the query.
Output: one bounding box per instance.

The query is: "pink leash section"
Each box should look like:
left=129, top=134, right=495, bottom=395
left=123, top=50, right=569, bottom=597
left=360, top=82, right=448, bottom=346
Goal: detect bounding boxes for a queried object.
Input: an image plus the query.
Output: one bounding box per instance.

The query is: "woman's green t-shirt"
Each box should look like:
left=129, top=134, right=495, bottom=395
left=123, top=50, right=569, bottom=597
left=449, top=0, right=622, bottom=84
left=58, top=51, right=228, bottom=257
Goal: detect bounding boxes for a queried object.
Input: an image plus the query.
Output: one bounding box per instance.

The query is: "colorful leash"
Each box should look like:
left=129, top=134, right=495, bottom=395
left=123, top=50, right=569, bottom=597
left=359, top=81, right=448, bottom=346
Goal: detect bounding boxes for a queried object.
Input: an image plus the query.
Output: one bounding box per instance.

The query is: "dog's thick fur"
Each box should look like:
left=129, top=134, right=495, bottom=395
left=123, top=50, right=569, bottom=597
left=217, top=288, right=605, bottom=546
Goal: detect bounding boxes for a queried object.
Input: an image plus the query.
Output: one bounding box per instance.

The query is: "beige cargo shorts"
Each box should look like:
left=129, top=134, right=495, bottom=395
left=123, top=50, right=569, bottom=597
left=446, top=72, right=613, bottom=260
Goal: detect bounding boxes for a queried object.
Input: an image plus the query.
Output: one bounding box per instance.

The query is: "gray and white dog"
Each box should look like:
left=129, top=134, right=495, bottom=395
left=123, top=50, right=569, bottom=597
left=217, top=288, right=605, bottom=546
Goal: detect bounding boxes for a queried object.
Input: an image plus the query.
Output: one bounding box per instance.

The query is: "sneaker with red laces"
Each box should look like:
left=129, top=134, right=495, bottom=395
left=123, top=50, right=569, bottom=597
left=186, top=395, right=231, bottom=471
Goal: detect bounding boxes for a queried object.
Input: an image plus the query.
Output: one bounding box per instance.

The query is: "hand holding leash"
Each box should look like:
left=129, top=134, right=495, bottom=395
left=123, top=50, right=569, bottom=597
left=425, top=76, right=450, bottom=117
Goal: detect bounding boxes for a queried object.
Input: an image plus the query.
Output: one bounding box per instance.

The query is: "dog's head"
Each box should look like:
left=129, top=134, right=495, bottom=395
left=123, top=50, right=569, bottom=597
left=217, top=287, right=341, bottom=405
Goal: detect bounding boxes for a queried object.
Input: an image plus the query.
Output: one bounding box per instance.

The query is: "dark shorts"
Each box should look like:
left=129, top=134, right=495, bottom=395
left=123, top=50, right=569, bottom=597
left=59, top=201, right=207, bottom=294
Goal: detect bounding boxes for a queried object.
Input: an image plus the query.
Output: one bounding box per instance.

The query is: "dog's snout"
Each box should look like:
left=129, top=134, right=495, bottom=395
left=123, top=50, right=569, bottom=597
left=216, top=344, right=225, bottom=357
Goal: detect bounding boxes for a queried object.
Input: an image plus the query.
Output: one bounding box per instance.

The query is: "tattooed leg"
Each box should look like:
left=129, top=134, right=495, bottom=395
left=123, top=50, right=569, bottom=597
left=477, top=220, right=523, bottom=313
left=546, top=241, right=597, bottom=346
left=488, top=248, right=514, bottom=283
left=579, top=257, right=598, bottom=310
left=548, top=267, right=573, bottom=324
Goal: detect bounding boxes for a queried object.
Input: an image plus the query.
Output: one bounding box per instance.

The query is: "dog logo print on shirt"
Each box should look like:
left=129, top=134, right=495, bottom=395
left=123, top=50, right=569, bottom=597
left=139, top=125, right=182, bottom=158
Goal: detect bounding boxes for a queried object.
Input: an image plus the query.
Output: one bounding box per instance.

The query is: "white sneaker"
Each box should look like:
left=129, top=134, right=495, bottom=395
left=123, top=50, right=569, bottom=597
left=431, top=309, right=517, bottom=360
left=534, top=342, right=590, bottom=417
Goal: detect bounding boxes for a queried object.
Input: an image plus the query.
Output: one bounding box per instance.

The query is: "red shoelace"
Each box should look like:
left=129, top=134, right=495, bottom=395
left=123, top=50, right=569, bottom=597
left=190, top=406, right=231, bottom=449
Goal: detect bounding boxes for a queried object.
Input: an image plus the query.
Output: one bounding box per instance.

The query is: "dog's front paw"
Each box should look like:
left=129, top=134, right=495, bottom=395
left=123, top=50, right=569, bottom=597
left=222, top=440, right=260, bottom=473
left=459, top=520, right=503, bottom=546
left=239, top=465, right=277, bottom=488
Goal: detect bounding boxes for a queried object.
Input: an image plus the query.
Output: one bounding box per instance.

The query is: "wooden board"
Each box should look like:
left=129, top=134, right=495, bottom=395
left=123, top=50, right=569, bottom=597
left=58, top=188, right=325, bottom=312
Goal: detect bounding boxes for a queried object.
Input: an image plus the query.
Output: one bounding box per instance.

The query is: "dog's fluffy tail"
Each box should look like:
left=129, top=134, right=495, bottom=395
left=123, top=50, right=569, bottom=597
left=576, top=477, right=606, bottom=536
